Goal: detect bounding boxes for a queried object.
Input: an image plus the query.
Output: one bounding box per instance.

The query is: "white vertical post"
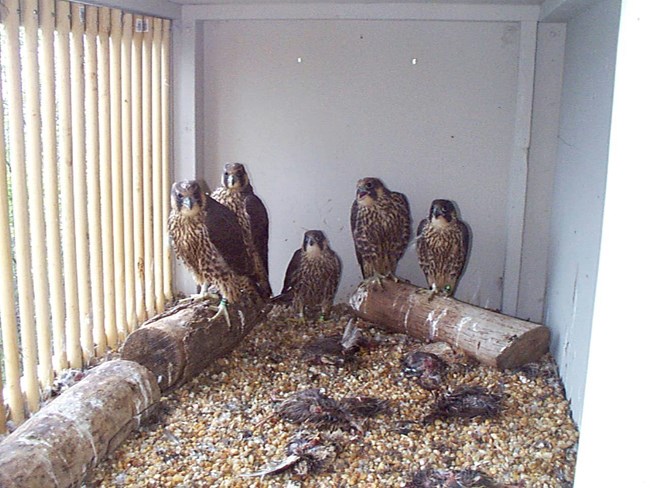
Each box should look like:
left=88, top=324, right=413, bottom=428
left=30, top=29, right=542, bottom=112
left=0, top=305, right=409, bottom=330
left=142, top=17, right=155, bottom=319
left=502, top=20, right=537, bottom=316
left=162, top=19, right=173, bottom=301
left=121, top=14, right=137, bottom=332
left=71, top=2, right=94, bottom=361
left=85, top=5, right=107, bottom=355
left=110, top=8, right=127, bottom=341
left=0, top=31, right=24, bottom=424
left=98, top=6, right=117, bottom=349
left=132, top=16, right=146, bottom=324
left=4, top=0, right=40, bottom=414
left=40, top=0, right=67, bottom=373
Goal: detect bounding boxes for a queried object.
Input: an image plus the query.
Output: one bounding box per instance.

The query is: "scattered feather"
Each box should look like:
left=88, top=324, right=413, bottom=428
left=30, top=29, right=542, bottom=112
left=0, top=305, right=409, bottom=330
left=407, top=467, right=498, bottom=487
left=423, top=386, right=502, bottom=422
left=402, top=350, right=448, bottom=390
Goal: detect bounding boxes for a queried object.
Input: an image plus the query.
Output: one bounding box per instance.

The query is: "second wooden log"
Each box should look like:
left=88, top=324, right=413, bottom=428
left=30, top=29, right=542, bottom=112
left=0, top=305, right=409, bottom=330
left=0, top=360, right=160, bottom=488
left=350, top=279, right=550, bottom=370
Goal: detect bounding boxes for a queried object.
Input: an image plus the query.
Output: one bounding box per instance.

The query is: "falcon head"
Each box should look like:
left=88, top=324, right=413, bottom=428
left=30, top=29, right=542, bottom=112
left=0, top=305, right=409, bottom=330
left=171, top=180, right=206, bottom=217
left=303, top=230, right=329, bottom=254
left=355, top=177, right=386, bottom=205
left=429, top=199, right=458, bottom=223
left=222, top=162, right=250, bottom=191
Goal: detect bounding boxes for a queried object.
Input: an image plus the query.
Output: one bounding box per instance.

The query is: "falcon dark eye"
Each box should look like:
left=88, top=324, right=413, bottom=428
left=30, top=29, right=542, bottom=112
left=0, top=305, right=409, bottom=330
left=365, top=182, right=373, bottom=190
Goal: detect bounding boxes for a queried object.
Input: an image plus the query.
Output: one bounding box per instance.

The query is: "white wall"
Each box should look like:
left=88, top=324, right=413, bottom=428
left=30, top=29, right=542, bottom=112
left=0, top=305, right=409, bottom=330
left=544, top=0, right=621, bottom=427
left=574, top=1, right=650, bottom=483
left=199, top=19, right=521, bottom=310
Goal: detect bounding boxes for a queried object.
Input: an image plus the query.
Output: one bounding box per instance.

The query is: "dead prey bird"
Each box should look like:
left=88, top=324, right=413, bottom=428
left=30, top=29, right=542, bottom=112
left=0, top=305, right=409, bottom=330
left=241, top=431, right=339, bottom=478
left=275, top=388, right=387, bottom=431
left=402, top=350, right=448, bottom=391
left=407, top=467, right=498, bottom=487
left=423, top=386, right=502, bottom=422
left=301, top=319, right=368, bottom=366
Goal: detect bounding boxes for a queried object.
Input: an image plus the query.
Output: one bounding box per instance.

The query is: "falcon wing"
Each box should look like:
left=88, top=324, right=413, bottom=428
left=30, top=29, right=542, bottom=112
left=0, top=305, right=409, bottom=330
left=394, top=191, right=412, bottom=245
left=245, top=193, right=270, bottom=275
left=459, top=219, right=470, bottom=265
left=280, top=249, right=302, bottom=296
left=350, top=200, right=365, bottom=271
left=416, top=218, right=427, bottom=237
left=204, top=196, right=251, bottom=277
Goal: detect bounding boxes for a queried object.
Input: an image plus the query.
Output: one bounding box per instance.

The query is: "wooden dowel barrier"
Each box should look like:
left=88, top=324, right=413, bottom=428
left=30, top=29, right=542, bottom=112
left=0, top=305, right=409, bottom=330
left=350, top=279, right=550, bottom=370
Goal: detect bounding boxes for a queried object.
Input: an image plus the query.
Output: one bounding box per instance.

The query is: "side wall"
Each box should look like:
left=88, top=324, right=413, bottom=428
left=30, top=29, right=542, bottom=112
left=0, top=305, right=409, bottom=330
left=544, top=0, right=620, bottom=426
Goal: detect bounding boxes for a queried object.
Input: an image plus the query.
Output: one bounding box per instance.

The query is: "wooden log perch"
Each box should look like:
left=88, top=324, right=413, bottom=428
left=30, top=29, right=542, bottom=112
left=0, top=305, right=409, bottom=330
left=0, top=360, right=160, bottom=488
left=350, top=279, right=550, bottom=370
left=121, top=295, right=267, bottom=392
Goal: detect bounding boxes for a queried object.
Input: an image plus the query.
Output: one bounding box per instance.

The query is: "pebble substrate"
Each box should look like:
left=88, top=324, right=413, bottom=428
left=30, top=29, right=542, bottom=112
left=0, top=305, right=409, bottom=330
left=87, top=305, right=579, bottom=487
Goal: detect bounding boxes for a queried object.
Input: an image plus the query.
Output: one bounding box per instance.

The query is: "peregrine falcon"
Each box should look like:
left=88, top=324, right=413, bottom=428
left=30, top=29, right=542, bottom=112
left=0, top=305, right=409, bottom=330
left=416, top=199, right=469, bottom=297
left=276, top=230, right=342, bottom=321
left=211, top=163, right=271, bottom=299
left=350, top=177, right=411, bottom=281
left=168, top=180, right=260, bottom=325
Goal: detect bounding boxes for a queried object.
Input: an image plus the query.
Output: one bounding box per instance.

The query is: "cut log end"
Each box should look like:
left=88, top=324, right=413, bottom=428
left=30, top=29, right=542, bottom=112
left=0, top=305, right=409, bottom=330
left=495, top=326, right=551, bottom=370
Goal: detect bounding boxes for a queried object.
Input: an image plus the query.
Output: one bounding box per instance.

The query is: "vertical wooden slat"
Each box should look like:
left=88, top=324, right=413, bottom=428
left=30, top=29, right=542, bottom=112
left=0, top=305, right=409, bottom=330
left=56, top=0, right=82, bottom=369
left=132, top=15, right=146, bottom=324
left=142, top=16, right=155, bottom=319
left=84, top=5, right=107, bottom=355
left=152, top=17, right=164, bottom=314
left=0, top=369, right=5, bottom=433
left=98, top=6, right=117, bottom=349
left=5, top=0, right=39, bottom=415
left=162, top=19, right=173, bottom=301
left=121, top=13, right=136, bottom=333
left=40, top=0, right=67, bottom=373
left=70, top=2, right=93, bottom=361
left=0, top=34, right=24, bottom=426
left=24, top=0, right=54, bottom=389
left=110, top=8, right=127, bottom=341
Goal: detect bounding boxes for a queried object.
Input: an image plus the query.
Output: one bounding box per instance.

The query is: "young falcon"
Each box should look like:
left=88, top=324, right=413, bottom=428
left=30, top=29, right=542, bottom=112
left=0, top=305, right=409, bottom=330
left=168, top=180, right=260, bottom=326
left=416, top=199, right=469, bottom=298
left=211, top=163, right=272, bottom=299
left=276, top=230, right=342, bottom=321
left=350, top=177, right=411, bottom=283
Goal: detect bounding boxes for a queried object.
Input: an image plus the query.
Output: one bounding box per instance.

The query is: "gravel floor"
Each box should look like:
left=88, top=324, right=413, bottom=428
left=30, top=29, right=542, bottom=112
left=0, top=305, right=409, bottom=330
left=86, top=305, right=578, bottom=487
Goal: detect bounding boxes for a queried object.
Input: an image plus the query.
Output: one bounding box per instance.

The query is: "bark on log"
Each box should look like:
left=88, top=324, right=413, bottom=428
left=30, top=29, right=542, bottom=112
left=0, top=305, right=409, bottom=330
left=350, top=279, right=549, bottom=370
left=0, top=360, right=160, bottom=488
left=121, top=295, right=267, bottom=392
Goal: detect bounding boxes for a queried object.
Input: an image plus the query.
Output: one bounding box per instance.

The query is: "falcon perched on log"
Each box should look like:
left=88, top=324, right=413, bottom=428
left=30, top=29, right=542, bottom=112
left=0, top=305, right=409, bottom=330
left=275, top=230, right=342, bottom=321
left=168, top=180, right=260, bottom=326
left=350, top=177, right=411, bottom=283
left=211, top=163, right=272, bottom=298
left=416, top=199, right=469, bottom=298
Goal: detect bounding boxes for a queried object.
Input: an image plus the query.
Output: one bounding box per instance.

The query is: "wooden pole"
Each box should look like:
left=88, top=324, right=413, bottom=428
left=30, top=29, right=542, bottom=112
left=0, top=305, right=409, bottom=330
left=152, top=17, right=165, bottom=314
left=71, top=2, right=93, bottom=362
left=98, top=6, right=118, bottom=350
left=0, top=50, right=23, bottom=425
left=142, top=16, right=156, bottom=319
left=56, top=0, right=82, bottom=370
left=85, top=5, right=108, bottom=356
left=40, top=0, right=68, bottom=375
left=132, top=16, right=146, bottom=324
left=350, top=280, right=550, bottom=370
left=161, top=19, right=173, bottom=303
left=0, top=360, right=160, bottom=488
left=4, top=0, right=39, bottom=416
left=122, top=296, right=268, bottom=392
left=110, top=7, right=127, bottom=343
left=121, top=13, right=136, bottom=333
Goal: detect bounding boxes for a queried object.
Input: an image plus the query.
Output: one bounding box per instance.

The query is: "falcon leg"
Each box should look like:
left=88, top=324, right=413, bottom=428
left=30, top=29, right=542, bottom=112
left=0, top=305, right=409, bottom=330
left=209, top=297, right=233, bottom=330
